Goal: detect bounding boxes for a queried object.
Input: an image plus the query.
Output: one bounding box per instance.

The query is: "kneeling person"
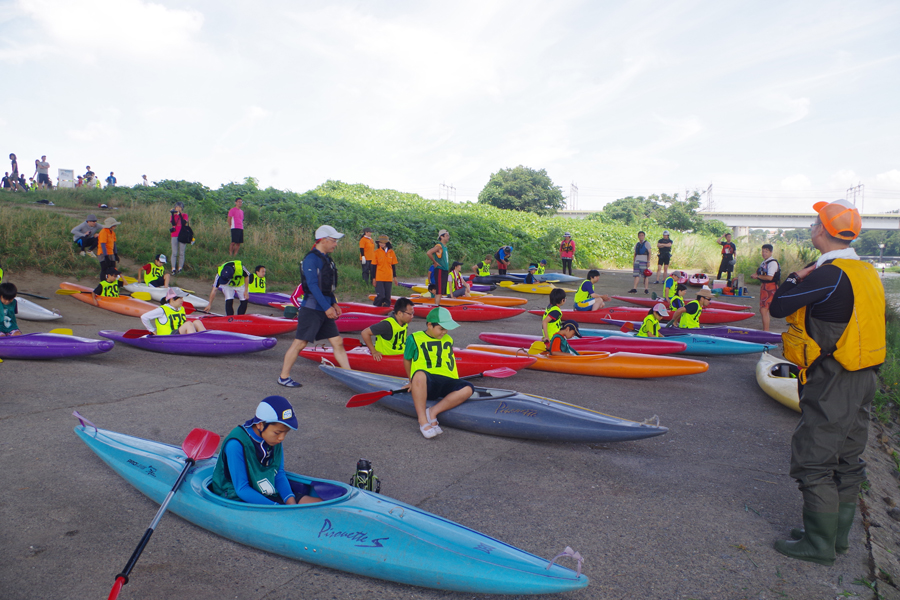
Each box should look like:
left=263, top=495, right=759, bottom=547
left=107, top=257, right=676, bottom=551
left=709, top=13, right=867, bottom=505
left=361, top=297, right=414, bottom=361
left=140, top=288, right=207, bottom=335
left=211, top=396, right=321, bottom=505
left=403, top=307, right=474, bottom=439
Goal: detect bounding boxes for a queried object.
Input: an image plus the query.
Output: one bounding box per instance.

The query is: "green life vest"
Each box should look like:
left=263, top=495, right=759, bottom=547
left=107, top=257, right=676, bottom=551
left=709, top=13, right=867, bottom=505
left=679, top=300, right=702, bottom=329
left=664, top=276, right=677, bottom=302
left=476, top=262, right=490, bottom=276
left=248, top=274, right=266, bottom=293
left=210, top=426, right=285, bottom=503
left=0, top=266, right=4, bottom=283
left=670, top=296, right=685, bottom=310
left=373, top=317, right=407, bottom=356
left=536, top=265, right=546, bottom=275
left=543, top=305, right=562, bottom=339
left=147, top=263, right=166, bottom=284
left=99, top=280, right=120, bottom=298
left=155, top=304, right=187, bottom=336
left=409, top=330, right=458, bottom=378
left=549, top=332, right=579, bottom=355
left=217, top=260, right=244, bottom=287
left=637, top=314, right=660, bottom=338
left=574, top=280, right=593, bottom=306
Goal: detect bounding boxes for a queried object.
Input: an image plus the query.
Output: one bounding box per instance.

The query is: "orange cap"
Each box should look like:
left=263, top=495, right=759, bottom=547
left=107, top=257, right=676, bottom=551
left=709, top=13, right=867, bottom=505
left=813, top=200, right=861, bottom=240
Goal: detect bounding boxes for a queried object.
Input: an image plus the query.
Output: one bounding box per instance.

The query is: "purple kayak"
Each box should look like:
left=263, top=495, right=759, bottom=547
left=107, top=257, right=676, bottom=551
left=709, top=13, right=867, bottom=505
left=0, top=333, right=114, bottom=359
left=99, top=329, right=277, bottom=356
left=249, top=292, right=292, bottom=306
left=599, top=319, right=782, bottom=345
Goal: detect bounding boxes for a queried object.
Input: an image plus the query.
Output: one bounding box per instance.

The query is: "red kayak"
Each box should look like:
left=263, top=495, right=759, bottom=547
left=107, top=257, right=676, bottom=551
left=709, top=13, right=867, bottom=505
left=478, top=332, right=687, bottom=355
left=298, top=344, right=537, bottom=378
left=338, top=302, right=393, bottom=315
left=611, top=295, right=751, bottom=312
left=688, top=273, right=710, bottom=287
left=413, top=303, right=525, bottom=321
left=527, top=306, right=753, bottom=325
left=336, top=312, right=384, bottom=333
left=187, top=314, right=297, bottom=336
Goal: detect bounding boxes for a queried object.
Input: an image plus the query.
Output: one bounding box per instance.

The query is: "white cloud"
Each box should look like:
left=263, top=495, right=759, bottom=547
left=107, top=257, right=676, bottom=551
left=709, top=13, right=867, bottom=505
left=758, top=93, right=811, bottom=127
left=875, top=169, right=900, bottom=189
left=829, top=169, right=861, bottom=191
left=781, top=174, right=812, bottom=190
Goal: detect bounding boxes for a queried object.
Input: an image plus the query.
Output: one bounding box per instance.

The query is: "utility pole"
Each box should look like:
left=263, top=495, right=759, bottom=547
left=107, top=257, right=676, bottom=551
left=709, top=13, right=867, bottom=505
left=705, top=183, right=714, bottom=211
left=568, top=182, right=578, bottom=210
left=847, top=183, right=865, bottom=214
left=439, top=182, right=456, bottom=201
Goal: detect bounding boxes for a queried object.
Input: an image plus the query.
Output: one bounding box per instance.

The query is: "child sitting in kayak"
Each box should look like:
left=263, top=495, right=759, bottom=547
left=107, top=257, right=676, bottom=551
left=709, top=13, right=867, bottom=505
left=524, top=265, right=539, bottom=284
left=669, top=283, right=688, bottom=311
left=211, top=396, right=321, bottom=505
left=92, top=267, right=124, bottom=306
left=573, top=270, right=610, bottom=312
left=448, top=262, right=472, bottom=297
left=248, top=265, right=267, bottom=294
left=137, top=254, right=171, bottom=288
left=541, top=288, right=567, bottom=347
left=637, top=303, right=669, bottom=338
left=140, top=288, right=207, bottom=335
left=0, top=282, right=22, bottom=337
left=547, top=321, right=581, bottom=356
left=418, top=283, right=438, bottom=299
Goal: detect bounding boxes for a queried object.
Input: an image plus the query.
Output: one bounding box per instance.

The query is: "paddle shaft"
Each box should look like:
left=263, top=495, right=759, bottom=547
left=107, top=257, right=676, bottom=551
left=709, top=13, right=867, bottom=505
left=18, top=292, right=49, bottom=299
left=110, top=458, right=195, bottom=597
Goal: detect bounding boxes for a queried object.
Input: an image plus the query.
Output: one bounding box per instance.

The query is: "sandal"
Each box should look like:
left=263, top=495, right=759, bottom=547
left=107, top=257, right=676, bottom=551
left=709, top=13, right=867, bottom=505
left=426, top=408, right=443, bottom=434
left=419, top=422, right=441, bottom=439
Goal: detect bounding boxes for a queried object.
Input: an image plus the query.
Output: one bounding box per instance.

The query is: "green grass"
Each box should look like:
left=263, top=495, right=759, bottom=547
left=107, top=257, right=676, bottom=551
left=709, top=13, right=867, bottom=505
left=873, top=305, right=900, bottom=424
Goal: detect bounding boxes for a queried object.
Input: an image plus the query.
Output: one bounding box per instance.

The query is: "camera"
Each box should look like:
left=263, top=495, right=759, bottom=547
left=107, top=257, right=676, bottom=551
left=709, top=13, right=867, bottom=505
left=170, top=208, right=176, bottom=214
left=169, top=227, right=176, bottom=233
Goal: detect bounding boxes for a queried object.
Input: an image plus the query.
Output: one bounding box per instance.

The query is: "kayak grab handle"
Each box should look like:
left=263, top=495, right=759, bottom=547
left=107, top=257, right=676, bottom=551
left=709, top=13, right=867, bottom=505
left=546, top=546, right=583, bottom=576
left=72, top=410, right=98, bottom=433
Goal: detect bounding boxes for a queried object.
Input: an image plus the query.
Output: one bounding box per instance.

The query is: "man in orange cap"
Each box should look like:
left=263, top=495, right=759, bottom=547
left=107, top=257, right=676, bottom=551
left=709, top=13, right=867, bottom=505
left=769, top=199, right=884, bottom=566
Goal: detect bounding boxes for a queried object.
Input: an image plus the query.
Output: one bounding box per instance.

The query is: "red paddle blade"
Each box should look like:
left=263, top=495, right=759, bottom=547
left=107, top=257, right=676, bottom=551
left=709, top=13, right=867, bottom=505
left=123, top=329, right=151, bottom=339
left=482, top=367, right=517, bottom=378
left=182, top=302, right=195, bottom=315
left=346, top=389, right=396, bottom=408
left=620, top=322, right=635, bottom=333
left=341, top=338, right=362, bottom=350
left=182, top=428, right=220, bottom=460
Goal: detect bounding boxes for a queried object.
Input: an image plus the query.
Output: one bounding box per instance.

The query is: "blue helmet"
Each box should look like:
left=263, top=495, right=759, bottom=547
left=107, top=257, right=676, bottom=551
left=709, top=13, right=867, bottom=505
left=255, top=396, right=298, bottom=430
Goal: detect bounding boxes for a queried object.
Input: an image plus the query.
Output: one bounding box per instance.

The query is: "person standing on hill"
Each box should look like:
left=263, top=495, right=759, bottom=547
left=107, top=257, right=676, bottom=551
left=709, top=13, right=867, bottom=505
left=169, top=202, right=189, bottom=275
left=278, top=225, right=350, bottom=387
left=105, top=172, right=116, bottom=187
left=559, top=232, right=576, bottom=275
left=769, top=199, right=884, bottom=566
left=717, top=232, right=737, bottom=283
left=35, top=155, right=50, bottom=189
left=751, top=243, right=780, bottom=332
left=228, top=198, right=244, bottom=256
left=629, top=231, right=652, bottom=294
left=371, top=234, right=398, bottom=306
left=426, top=229, right=451, bottom=307
left=8, top=153, right=23, bottom=191
left=358, top=227, right=375, bottom=285
left=97, top=217, right=121, bottom=276
left=654, top=231, right=673, bottom=284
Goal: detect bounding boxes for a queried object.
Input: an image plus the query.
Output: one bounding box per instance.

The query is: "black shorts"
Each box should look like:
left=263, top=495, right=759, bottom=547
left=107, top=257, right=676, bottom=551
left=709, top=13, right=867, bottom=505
left=38, top=173, right=50, bottom=184
left=435, top=269, right=449, bottom=294
left=658, top=254, right=671, bottom=266
left=295, top=307, right=339, bottom=342
left=148, top=276, right=166, bottom=287
left=231, top=229, right=244, bottom=244
left=422, top=372, right=474, bottom=401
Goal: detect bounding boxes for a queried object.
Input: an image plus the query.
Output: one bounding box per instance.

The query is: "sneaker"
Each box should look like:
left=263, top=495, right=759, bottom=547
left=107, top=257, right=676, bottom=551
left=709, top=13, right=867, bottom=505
left=277, top=377, right=302, bottom=388
left=652, top=281, right=660, bottom=284
left=644, top=289, right=649, bottom=294
left=628, top=288, right=637, bottom=293
left=80, top=251, right=86, bottom=256
left=87, top=251, right=96, bottom=258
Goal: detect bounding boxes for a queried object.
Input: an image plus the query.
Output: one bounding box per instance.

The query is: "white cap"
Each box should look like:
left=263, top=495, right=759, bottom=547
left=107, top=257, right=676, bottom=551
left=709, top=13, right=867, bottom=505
left=663, top=230, right=670, bottom=235
left=652, top=303, right=669, bottom=316
left=314, top=225, right=344, bottom=240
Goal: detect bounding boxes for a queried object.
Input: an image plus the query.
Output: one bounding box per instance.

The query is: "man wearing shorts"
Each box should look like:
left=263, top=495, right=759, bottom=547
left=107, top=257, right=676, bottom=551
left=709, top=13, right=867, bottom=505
left=35, top=155, right=50, bottom=188
left=629, top=231, right=652, bottom=294
left=654, top=231, right=673, bottom=284
left=207, top=260, right=251, bottom=316
left=228, top=198, right=244, bottom=257
left=751, top=243, right=780, bottom=331
left=426, top=229, right=451, bottom=306
left=403, top=307, right=474, bottom=439
left=278, top=225, right=350, bottom=388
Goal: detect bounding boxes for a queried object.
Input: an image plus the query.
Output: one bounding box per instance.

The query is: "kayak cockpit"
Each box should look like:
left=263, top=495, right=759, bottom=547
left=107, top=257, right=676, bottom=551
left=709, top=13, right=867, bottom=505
left=195, top=469, right=353, bottom=508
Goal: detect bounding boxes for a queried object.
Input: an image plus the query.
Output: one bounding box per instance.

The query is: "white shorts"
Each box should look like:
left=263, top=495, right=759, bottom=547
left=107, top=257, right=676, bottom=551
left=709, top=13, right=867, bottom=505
left=219, top=285, right=247, bottom=301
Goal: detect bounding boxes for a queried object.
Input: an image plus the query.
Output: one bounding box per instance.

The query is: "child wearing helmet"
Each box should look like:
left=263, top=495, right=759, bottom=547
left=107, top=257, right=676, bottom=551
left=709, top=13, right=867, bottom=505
left=210, top=396, right=321, bottom=505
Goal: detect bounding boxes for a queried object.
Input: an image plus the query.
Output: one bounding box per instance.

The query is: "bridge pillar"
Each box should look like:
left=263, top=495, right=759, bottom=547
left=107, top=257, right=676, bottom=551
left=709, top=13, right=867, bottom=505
left=733, top=226, right=750, bottom=239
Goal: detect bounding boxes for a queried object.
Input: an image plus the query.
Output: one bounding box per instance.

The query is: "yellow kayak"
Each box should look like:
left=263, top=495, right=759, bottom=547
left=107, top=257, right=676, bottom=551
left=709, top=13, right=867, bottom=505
left=497, top=281, right=565, bottom=295
left=755, top=352, right=800, bottom=412
left=408, top=286, right=528, bottom=306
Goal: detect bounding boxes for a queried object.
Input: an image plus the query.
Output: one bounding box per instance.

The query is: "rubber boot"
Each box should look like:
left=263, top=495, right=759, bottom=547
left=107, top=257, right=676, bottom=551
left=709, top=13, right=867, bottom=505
left=775, top=510, right=838, bottom=566
left=790, top=501, right=856, bottom=554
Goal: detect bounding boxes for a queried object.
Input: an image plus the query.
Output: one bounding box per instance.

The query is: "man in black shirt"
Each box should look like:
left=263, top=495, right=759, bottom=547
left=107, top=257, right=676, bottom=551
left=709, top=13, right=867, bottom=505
left=653, top=231, right=673, bottom=284
left=716, top=232, right=736, bottom=282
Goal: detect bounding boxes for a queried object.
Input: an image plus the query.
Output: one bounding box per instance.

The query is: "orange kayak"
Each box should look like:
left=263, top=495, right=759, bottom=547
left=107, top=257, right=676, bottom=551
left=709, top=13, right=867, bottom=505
left=466, top=344, right=709, bottom=379
left=59, top=282, right=157, bottom=318
left=367, top=294, right=480, bottom=307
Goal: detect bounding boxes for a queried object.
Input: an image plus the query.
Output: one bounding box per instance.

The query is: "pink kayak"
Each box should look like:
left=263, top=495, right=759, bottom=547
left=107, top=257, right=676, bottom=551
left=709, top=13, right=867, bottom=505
left=611, top=295, right=751, bottom=312
left=527, top=306, right=754, bottom=325
left=336, top=312, right=384, bottom=332
left=478, top=332, right=687, bottom=355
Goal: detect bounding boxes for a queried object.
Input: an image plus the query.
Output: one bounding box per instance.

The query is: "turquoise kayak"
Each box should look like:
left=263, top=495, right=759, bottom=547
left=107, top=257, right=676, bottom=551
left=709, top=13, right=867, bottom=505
left=75, top=420, right=587, bottom=594
left=580, top=328, right=775, bottom=356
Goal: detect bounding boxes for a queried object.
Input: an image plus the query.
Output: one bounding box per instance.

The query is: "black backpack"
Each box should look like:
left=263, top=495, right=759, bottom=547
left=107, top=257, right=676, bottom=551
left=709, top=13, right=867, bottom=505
left=177, top=214, right=194, bottom=244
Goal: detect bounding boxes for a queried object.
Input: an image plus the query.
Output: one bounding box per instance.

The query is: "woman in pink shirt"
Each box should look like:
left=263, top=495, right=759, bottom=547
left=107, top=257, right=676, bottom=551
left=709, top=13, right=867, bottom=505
left=559, top=232, right=576, bottom=275
left=228, top=198, right=244, bottom=256
left=169, top=202, right=189, bottom=275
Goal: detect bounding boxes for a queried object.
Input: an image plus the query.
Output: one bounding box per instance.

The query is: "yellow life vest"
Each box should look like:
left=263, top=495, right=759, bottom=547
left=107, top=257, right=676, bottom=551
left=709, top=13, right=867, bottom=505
left=147, top=263, right=166, bottom=284
left=99, top=280, right=120, bottom=298
left=664, top=276, right=677, bottom=302
left=782, top=259, right=885, bottom=382
left=248, top=274, right=266, bottom=293
left=155, top=304, right=187, bottom=336
left=477, top=262, right=490, bottom=277
left=0, top=266, right=4, bottom=283
left=536, top=265, right=546, bottom=275
left=217, top=260, right=244, bottom=287
left=679, top=300, right=702, bottom=329
left=373, top=317, right=407, bottom=356
left=637, top=314, right=660, bottom=338
left=543, top=305, right=562, bottom=339
left=409, top=330, right=458, bottom=378
left=573, top=280, right=592, bottom=305
left=447, top=271, right=465, bottom=295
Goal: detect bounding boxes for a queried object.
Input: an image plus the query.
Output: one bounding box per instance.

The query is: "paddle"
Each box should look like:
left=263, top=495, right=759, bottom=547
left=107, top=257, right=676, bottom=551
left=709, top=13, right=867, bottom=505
left=55, top=289, right=87, bottom=295
left=346, top=367, right=518, bottom=408
left=18, top=292, right=49, bottom=299
left=49, top=328, right=73, bottom=335
left=129, top=292, right=153, bottom=301
left=620, top=322, right=635, bottom=333
left=123, top=329, right=151, bottom=339
left=341, top=338, right=363, bottom=350
left=108, top=428, right=220, bottom=600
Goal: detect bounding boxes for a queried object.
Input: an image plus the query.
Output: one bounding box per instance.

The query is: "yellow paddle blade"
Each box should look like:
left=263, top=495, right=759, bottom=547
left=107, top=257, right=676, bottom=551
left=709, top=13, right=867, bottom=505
left=528, top=341, right=547, bottom=355
left=55, top=289, right=83, bottom=295
left=178, top=287, right=196, bottom=294
left=121, top=275, right=137, bottom=284
left=130, top=292, right=153, bottom=301
left=498, top=281, right=514, bottom=287
left=50, top=328, right=73, bottom=335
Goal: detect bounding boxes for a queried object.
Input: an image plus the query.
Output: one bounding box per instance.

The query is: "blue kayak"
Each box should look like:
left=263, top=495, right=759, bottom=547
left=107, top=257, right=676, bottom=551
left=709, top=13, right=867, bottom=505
left=580, top=328, right=775, bottom=356
left=75, top=420, right=588, bottom=595
left=321, top=364, right=668, bottom=443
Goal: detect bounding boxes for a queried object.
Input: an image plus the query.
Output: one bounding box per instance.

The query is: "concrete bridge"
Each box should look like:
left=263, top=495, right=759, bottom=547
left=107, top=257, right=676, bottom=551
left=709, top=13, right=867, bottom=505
left=556, top=210, right=900, bottom=237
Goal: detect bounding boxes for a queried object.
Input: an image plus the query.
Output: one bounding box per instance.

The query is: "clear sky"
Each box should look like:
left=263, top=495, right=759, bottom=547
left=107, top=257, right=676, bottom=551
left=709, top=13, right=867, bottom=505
left=2, top=0, right=898, bottom=213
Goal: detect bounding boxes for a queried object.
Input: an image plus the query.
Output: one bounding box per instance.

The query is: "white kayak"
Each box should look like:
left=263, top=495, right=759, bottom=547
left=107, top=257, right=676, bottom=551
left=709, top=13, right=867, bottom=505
left=755, top=352, right=800, bottom=413
left=16, top=298, right=63, bottom=321
left=123, top=283, right=210, bottom=309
